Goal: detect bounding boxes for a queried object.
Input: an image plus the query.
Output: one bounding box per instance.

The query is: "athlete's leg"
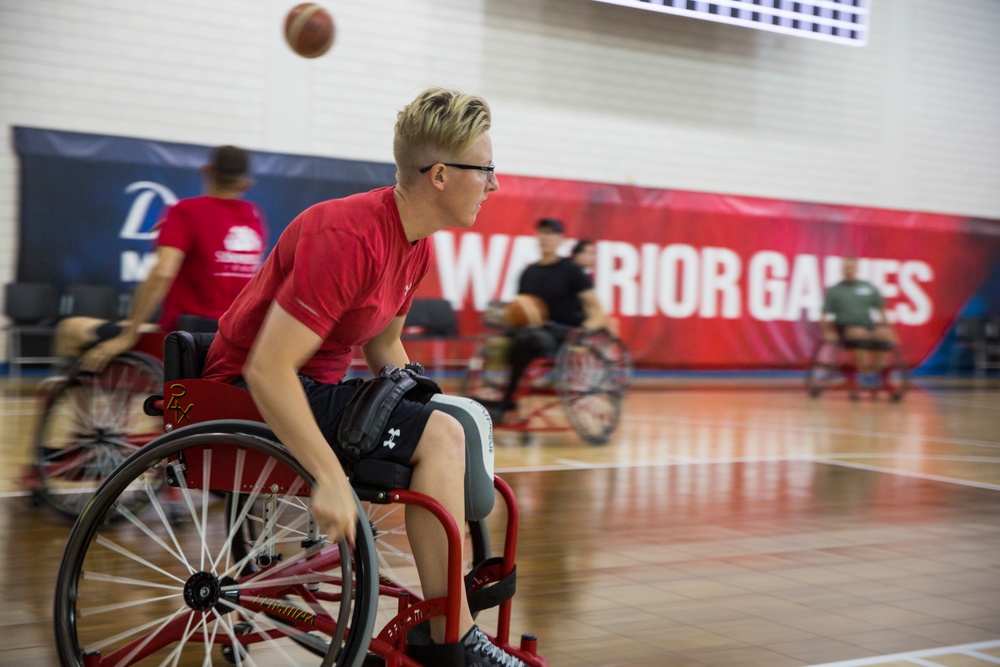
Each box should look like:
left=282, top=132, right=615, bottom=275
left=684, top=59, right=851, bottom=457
left=53, top=317, right=108, bottom=357
left=873, top=324, right=898, bottom=389
left=406, top=411, right=475, bottom=643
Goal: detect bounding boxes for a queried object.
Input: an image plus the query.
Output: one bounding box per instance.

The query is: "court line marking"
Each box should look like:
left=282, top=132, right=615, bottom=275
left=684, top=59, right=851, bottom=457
left=808, top=638, right=1000, bottom=666
left=496, top=456, right=1000, bottom=492
left=4, top=454, right=997, bottom=499
left=635, top=414, right=1000, bottom=450
left=823, top=459, right=1000, bottom=492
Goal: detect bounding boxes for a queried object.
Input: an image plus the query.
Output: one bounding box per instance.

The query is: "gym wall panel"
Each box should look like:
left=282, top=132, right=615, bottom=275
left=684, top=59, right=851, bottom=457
left=1, top=0, right=998, bottom=355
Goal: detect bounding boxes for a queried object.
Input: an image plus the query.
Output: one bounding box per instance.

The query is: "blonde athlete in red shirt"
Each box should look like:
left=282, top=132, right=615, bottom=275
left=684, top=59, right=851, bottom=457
left=203, top=89, right=523, bottom=666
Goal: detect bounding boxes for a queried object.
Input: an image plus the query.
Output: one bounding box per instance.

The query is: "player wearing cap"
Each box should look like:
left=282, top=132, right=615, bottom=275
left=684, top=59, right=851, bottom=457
left=483, top=218, right=607, bottom=422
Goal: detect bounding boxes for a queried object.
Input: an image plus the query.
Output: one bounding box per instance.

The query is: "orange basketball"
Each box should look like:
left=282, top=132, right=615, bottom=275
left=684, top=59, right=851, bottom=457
left=503, top=295, right=549, bottom=328
left=284, top=3, right=335, bottom=58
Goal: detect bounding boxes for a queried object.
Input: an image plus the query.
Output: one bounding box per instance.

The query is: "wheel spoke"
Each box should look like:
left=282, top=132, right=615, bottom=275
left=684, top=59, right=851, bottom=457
left=89, top=605, right=188, bottom=653
left=140, top=473, right=196, bottom=574
left=221, top=602, right=319, bottom=666
left=94, top=535, right=188, bottom=585
left=82, top=571, right=184, bottom=591
left=80, top=592, right=184, bottom=618
left=153, top=610, right=196, bottom=667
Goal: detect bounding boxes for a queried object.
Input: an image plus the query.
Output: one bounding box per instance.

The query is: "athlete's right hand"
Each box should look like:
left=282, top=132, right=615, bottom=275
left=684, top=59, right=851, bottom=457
left=310, top=475, right=358, bottom=548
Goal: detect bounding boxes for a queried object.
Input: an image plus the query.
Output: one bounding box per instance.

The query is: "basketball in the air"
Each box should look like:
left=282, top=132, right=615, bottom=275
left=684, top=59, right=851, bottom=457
left=504, top=295, right=549, bottom=328
left=284, top=3, right=335, bottom=58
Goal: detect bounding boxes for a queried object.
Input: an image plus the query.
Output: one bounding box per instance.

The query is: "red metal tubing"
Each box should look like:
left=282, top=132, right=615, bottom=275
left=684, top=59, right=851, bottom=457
left=390, top=489, right=464, bottom=644
left=493, top=475, right=519, bottom=645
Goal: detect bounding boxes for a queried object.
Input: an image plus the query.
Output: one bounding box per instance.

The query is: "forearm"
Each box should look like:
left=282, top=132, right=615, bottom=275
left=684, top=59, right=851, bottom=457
left=582, top=311, right=606, bottom=330
left=122, top=273, right=173, bottom=339
left=581, top=301, right=606, bottom=330
left=361, top=337, right=409, bottom=375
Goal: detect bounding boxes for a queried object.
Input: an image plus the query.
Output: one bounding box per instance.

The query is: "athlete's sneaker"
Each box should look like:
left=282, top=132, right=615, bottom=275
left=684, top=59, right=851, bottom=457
left=463, top=625, right=527, bottom=667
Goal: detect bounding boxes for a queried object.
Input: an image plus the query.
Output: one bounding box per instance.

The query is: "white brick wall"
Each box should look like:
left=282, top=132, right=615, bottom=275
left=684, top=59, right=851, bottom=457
left=0, top=0, right=998, bottom=315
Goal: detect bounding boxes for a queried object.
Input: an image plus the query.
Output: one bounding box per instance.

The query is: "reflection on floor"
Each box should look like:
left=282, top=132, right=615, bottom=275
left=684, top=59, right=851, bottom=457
left=1, top=376, right=998, bottom=666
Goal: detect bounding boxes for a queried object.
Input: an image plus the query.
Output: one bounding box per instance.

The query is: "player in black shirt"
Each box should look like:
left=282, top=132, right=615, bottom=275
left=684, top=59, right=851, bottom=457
left=487, top=218, right=608, bottom=421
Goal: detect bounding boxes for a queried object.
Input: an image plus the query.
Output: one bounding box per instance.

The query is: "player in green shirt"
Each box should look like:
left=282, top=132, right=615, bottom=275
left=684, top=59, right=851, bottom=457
left=820, top=257, right=898, bottom=395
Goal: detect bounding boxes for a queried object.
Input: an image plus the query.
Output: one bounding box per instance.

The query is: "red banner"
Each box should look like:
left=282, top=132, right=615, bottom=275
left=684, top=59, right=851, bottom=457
left=411, top=176, right=1000, bottom=370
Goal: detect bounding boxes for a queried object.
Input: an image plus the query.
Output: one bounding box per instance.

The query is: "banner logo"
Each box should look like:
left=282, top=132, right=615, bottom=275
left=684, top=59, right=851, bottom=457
left=120, top=181, right=178, bottom=240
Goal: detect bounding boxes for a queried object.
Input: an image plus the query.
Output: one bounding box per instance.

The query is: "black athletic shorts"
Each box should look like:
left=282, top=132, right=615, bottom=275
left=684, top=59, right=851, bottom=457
left=835, top=324, right=893, bottom=351
left=233, top=375, right=433, bottom=469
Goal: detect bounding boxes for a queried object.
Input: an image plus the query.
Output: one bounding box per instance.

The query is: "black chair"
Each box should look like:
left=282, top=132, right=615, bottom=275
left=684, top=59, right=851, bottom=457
left=949, top=317, right=984, bottom=373
left=402, top=298, right=466, bottom=377
left=4, top=282, right=61, bottom=376
left=403, top=298, right=459, bottom=338
left=975, top=317, right=1000, bottom=375
left=62, top=284, right=120, bottom=320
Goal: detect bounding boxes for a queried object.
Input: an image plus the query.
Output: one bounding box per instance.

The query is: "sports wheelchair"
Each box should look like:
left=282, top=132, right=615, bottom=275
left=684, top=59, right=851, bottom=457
left=53, top=331, right=546, bottom=666
left=462, top=304, right=631, bottom=445
left=26, top=332, right=166, bottom=520
left=28, top=317, right=221, bottom=520
left=806, top=333, right=909, bottom=401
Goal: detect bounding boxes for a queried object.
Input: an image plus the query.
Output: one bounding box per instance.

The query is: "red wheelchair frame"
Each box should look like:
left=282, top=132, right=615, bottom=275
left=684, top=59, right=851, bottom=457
left=806, top=336, right=909, bottom=401
left=53, top=331, right=546, bottom=667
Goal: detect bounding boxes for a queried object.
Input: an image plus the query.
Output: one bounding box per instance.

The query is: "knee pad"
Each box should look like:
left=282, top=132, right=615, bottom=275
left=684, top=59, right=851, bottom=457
left=427, top=394, right=495, bottom=521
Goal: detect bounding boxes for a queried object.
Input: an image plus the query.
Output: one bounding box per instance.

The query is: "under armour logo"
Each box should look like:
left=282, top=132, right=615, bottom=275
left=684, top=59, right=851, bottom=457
left=383, top=428, right=401, bottom=449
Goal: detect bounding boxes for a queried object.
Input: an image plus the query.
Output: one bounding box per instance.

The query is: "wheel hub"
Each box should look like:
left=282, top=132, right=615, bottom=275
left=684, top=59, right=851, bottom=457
left=183, top=571, right=220, bottom=611
left=183, top=572, right=239, bottom=613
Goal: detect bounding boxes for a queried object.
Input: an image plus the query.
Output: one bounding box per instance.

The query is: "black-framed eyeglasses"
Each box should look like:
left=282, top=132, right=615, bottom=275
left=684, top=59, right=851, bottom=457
left=419, top=162, right=495, bottom=183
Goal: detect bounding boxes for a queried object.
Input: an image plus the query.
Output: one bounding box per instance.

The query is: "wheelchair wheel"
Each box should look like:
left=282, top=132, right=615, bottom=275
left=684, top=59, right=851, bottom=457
left=54, top=423, right=379, bottom=667
left=805, top=340, right=841, bottom=398
left=33, top=353, right=164, bottom=520
left=555, top=330, right=628, bottom=445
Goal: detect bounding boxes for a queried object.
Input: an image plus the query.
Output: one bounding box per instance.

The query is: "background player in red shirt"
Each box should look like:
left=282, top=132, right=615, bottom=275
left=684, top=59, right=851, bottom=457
left=55, top=145, right=266, bottom=370
left=202, top=89, right=522, bottom=665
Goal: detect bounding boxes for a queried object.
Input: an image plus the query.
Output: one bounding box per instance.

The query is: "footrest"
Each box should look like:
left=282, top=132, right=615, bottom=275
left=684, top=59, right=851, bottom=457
left=466, top=557, right=516, bottom=614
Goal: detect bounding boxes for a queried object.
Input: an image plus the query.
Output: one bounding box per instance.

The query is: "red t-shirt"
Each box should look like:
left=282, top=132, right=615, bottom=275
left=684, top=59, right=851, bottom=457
left=157, top=196, right=267, bottom=330
left=202, top=187, right=430, bottom=384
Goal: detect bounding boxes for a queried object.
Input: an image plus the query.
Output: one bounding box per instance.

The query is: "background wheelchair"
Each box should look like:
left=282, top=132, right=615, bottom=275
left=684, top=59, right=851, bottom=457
left=806, top=333, right=909, bottom=401
left=462, top=302, right=632, bottom=445
left=53, top=331, right=546, bottom=666
left=26, top=332, right=166, bottom=520
left=27, top=316, right=220, bottom=520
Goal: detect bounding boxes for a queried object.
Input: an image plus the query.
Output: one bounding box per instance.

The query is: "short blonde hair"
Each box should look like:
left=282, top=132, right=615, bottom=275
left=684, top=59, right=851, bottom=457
left=394, top=87, right=491, bottom=186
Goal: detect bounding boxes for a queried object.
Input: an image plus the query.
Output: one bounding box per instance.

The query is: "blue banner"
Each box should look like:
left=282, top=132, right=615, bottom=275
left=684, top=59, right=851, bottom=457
left=13, top=126, right=396, bottom=290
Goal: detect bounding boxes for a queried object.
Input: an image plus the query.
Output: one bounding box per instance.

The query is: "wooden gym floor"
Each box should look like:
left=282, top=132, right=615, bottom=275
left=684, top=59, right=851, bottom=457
left=0, top=374, right=998, bottom=666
